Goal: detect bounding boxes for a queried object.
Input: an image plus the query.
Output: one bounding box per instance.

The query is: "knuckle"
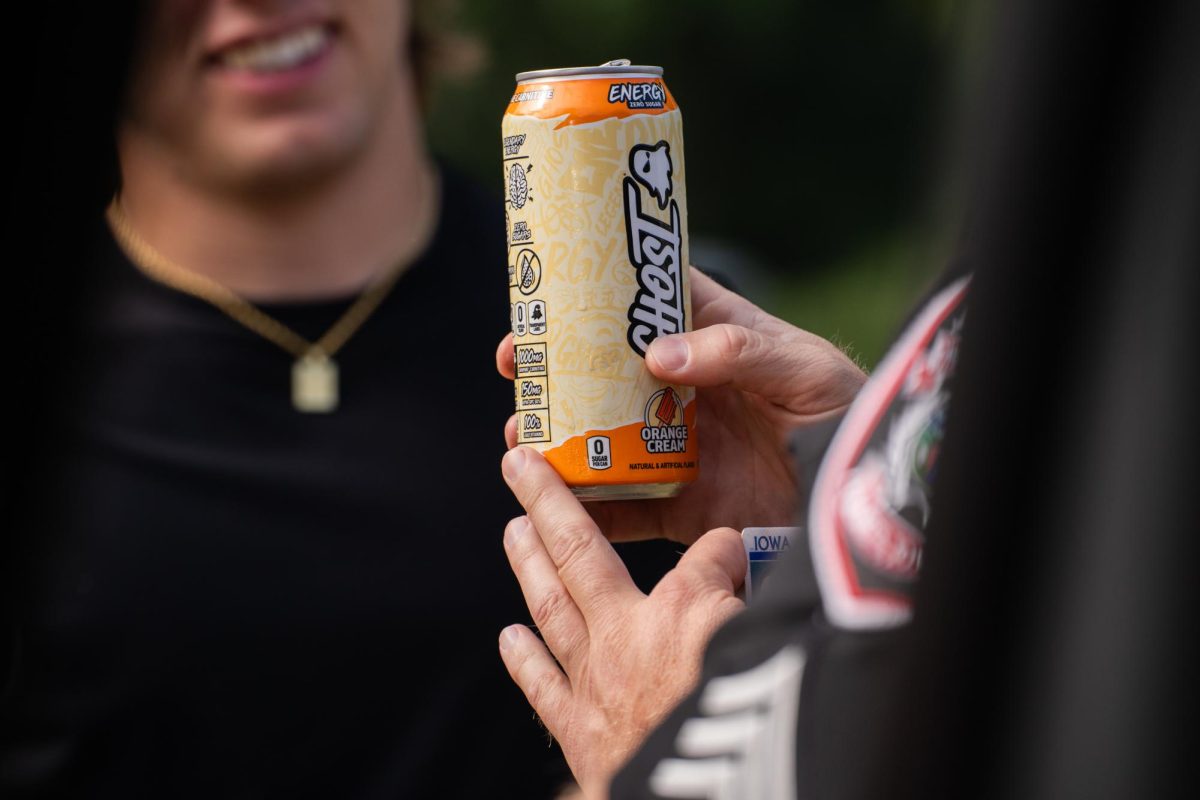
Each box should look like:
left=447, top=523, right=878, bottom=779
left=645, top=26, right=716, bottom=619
left=713, top=323, right=752, bottom=359
left=652, top=567, right=700, bottom=609
left=524, top=669, right=563, bottom=717
left=555, top=625, right=589, bottom=665
left=531, top=585, right=573, bottom=629
left=550, top=520, right=598, bottom=575
left=718, top=594, right=748, bottom=620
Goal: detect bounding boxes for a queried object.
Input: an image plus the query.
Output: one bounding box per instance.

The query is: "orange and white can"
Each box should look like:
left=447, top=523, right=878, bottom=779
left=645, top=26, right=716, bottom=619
left=503, top=60, right=698, bottom=501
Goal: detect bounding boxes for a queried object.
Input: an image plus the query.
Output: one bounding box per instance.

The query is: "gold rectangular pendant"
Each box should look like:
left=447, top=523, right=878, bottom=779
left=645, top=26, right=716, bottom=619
left=292, top=354, right=339, bottom=413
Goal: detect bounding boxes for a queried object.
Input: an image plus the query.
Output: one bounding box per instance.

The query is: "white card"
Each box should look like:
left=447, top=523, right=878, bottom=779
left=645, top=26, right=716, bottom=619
left=741, top=527, right=802, bottom=604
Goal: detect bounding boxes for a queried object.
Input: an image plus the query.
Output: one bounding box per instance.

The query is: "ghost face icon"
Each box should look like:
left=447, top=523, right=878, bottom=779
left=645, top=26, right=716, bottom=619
left=629, top=141, right=674, bottom=210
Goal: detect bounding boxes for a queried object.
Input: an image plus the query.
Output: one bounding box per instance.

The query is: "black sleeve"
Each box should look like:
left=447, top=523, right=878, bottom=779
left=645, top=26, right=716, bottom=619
left=612, top=523, right=910, bottom=800
left=608, top=271, right=971, bottom=798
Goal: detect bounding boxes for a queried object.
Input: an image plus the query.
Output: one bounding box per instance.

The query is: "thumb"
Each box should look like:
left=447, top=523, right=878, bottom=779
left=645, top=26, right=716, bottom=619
left=675, top=527, right=747, bottom=595
left=645, top=325, right=863, bottom=412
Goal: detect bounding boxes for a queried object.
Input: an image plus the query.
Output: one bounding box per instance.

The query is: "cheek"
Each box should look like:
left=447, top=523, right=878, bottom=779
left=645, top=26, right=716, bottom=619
left=358, top=0, right=411, bottom=66
left=123, top=61, right=188, bottom=135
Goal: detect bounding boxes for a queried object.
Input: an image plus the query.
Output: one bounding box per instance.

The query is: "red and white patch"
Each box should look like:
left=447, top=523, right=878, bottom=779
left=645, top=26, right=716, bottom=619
left=809, top=276, right=970, bottom=630
left=839, top=457, right=924, bottom=580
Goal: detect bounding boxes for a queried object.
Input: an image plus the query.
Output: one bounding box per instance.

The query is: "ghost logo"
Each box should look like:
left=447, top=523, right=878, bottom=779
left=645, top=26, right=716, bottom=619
left=630, top=142, right=673, bottom=210
left=623, top=140, right=685, bottom=357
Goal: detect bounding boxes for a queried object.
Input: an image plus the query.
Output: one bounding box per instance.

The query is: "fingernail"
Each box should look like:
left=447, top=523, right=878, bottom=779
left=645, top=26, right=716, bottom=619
left=650, top=336, right=688, bottom=371
left=499, top=625, right=521, bottom=652
left=501, top=447, right=529, bottom=482
left=504, top=516, right=531, bottom=549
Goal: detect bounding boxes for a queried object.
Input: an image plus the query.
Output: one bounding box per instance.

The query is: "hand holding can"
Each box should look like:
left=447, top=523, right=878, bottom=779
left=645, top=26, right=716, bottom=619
left=498, top=267, right=869, bottom=544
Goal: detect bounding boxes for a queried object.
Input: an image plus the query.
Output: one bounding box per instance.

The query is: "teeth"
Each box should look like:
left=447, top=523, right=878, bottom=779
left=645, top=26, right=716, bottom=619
left=220, top=25, right=329, bottom=73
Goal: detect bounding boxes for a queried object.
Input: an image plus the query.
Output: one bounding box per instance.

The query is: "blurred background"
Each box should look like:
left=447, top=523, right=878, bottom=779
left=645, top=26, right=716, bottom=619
left=424, top=0, right=987, bottom=369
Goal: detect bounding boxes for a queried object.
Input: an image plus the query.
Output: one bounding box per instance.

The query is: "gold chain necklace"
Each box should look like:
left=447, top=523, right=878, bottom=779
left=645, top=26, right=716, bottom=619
left=105, top=174, right=438, bottom=413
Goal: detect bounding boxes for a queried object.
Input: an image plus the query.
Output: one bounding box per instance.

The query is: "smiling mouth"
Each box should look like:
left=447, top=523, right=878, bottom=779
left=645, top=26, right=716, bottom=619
left=213, top=23, right=335, bottom=74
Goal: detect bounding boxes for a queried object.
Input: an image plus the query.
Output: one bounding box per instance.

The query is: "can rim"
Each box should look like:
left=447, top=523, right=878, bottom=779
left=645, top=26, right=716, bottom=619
left=515, top=60, right=663, bottom=83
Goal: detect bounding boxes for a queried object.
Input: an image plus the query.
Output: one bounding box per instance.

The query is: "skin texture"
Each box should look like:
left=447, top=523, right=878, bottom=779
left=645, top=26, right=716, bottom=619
left=497, top=272, right=868, bottom=796
left=117, top=0, right=433, bottom=300
left=496, top=269, right=868, bottom=546
left=499, top=451, right=747, bottom=800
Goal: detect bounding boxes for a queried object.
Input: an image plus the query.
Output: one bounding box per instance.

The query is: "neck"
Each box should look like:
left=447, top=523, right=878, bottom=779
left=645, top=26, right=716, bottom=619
left=116, top=86, right=436, bottom=302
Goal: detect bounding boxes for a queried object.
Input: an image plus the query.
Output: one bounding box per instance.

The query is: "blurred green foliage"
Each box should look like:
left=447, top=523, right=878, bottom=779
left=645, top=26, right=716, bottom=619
left=768, top=235, right=948, bottom=370
left=426, top=0, right=969, bottom=368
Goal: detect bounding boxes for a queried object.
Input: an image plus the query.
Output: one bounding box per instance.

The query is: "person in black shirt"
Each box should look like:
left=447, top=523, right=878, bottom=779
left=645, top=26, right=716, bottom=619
left=0, top=1, right=589, bottom=796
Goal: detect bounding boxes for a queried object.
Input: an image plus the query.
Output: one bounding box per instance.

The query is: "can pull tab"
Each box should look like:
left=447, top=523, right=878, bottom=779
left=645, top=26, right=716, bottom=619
left=601, top=58, right=632, bottom=67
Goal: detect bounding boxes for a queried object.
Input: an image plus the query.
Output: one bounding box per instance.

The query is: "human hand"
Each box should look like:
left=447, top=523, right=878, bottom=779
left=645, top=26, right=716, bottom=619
left=498, top=446, right=746, bottom=799
left=496, top=269, right=866, bottom=545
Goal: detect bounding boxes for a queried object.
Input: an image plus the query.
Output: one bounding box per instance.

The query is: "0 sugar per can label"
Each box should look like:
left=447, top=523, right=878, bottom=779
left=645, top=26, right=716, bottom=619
left=503, top=60, right=699, bottom=501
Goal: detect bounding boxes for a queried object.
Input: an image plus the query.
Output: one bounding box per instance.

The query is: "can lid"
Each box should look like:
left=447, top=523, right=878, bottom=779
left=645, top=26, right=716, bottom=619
left=515, top=59, right=663, bottom=83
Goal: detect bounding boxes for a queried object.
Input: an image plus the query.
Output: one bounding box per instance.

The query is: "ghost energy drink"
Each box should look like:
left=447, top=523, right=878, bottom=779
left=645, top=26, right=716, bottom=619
left=503, top=60, right=698, bottom=500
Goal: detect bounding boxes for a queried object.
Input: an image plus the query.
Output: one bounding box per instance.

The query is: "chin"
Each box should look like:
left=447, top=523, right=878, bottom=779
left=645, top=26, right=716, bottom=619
left=206, top=113, right=371, bottom=196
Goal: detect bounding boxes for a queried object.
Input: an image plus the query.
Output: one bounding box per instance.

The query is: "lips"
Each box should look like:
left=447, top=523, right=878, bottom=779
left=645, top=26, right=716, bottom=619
left=211, top=23, right=334, bottom=74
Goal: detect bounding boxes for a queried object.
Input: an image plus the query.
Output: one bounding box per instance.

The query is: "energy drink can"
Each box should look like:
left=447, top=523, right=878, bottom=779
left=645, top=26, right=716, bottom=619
left=503, top=59, right=698, bottom=501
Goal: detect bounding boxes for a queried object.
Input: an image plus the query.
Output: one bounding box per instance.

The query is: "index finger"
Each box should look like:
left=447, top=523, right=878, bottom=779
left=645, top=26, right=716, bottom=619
left=501, top=447, right=640, bottom=619
left=690, top=268, right=763, bottom=331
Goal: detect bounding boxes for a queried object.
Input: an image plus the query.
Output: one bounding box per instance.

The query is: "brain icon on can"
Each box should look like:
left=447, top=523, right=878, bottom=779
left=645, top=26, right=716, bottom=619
left=508, top=163, right=529, bottom=209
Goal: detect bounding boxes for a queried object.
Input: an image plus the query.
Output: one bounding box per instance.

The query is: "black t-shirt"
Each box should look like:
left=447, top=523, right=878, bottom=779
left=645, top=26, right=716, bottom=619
left=0, top=168, right=572, bottom=797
